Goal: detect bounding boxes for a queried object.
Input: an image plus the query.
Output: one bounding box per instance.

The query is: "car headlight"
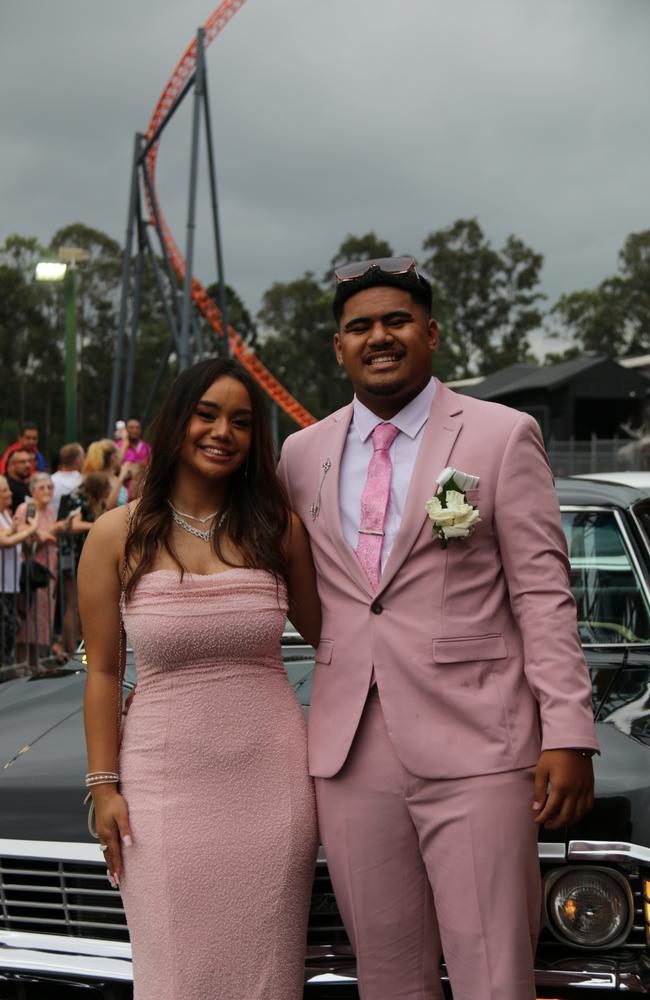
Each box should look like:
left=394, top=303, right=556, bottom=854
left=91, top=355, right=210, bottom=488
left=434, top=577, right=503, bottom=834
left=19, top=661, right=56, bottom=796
left=545, top=866, right=634, bottom=948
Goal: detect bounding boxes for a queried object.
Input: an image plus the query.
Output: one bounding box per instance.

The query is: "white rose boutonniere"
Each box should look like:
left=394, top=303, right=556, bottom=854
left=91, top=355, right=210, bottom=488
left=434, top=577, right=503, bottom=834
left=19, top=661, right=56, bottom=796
left=425, top=467, right=481, bottom=549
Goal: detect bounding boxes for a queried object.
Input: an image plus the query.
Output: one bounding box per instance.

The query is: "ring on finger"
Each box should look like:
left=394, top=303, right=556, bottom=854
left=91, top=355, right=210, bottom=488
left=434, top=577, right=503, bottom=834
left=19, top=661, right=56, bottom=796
left=99, top=844, right=109, bottom=852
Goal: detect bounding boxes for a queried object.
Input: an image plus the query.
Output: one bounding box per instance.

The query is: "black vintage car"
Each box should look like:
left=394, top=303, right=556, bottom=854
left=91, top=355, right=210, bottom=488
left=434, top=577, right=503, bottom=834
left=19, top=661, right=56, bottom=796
left=1, top=477, right=649, bottom=998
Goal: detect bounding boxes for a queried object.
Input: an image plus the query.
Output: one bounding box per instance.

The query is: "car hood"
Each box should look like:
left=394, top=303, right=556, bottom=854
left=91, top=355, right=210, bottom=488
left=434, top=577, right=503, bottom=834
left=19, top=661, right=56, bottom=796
left=568, top=720, right=650, bottom=847
left=0, top=670, right=90, bottom=841
left=0, top=667, right=87, bottom=764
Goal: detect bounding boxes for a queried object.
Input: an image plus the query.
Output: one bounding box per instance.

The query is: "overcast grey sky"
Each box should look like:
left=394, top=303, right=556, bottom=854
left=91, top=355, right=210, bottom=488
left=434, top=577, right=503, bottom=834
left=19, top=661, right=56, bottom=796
left=2, top=0, right=649, bottom=336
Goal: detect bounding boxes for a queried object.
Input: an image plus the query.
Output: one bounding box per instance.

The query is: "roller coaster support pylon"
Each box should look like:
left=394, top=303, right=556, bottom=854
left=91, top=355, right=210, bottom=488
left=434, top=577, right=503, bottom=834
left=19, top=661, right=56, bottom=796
left=108, top=2, right=316, bottom=435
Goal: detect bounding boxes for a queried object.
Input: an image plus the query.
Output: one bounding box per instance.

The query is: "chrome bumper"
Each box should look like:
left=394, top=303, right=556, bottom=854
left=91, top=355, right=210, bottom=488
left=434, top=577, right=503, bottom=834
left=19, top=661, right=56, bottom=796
left=0, top=930, right=132, bottom=982
left=1, top=838, right=648, bottom=991
left=2, top=935, right=647, bottom=994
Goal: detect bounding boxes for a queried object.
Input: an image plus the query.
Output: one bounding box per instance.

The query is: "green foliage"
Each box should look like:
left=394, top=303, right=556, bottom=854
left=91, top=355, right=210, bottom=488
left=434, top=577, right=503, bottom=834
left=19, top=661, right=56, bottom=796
left=257, top=273, right=350, bottom=435
left=421, top=219, right=545, bottom=380
left=4, top=217, right=648, bottom=457
left=551, top=230, right=650, bottom=358
left=205, top=282, right=259, bottom=350
left=0, top=235, right=62, bottom=454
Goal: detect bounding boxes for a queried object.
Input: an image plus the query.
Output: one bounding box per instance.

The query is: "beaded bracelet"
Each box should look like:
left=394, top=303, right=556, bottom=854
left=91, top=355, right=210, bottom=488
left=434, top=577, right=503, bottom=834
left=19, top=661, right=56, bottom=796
left=85, top=771, right=119, bottom=788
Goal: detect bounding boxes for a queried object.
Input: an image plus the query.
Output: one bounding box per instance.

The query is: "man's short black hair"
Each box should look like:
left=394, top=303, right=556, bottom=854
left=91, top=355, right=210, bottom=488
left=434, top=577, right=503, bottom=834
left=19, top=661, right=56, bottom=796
left=332, top=266, right=433, bottom=326
left=19, top=421, right=38, bottom=434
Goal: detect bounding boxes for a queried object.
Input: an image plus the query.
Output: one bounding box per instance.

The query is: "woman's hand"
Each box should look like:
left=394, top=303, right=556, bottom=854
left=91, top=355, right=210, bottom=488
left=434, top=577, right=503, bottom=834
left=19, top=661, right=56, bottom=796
left=92, top=785, right=133, bottom=886
left=25, top=515, right=38, bottom=535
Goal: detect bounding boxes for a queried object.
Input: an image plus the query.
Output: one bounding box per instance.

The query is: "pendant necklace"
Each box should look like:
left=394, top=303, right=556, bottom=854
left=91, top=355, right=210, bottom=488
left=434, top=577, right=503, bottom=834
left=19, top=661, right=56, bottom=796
left=168, top=501, right=227, bottom=542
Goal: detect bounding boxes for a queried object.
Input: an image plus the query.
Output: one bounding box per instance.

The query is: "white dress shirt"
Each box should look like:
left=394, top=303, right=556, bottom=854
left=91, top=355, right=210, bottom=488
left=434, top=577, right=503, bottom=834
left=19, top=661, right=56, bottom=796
left=339, top=378, right=437, bottom=572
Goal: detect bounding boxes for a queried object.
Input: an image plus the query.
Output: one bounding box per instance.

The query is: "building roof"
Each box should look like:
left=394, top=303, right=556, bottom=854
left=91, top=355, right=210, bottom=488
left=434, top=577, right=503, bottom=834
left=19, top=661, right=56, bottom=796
left=455, top=356, right=642, bottom=400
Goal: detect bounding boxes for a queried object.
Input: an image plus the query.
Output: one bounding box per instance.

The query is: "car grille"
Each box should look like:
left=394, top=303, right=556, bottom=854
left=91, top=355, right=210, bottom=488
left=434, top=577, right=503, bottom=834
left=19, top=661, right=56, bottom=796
left=0, top=855, right=128, bottom=941
left=0, top=853, right=645, bottom=957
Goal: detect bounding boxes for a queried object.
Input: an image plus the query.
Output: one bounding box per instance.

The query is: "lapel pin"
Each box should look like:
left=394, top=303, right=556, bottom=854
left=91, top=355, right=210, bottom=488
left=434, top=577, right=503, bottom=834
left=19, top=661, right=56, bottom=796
left=310, top=458, right=332, bottom=520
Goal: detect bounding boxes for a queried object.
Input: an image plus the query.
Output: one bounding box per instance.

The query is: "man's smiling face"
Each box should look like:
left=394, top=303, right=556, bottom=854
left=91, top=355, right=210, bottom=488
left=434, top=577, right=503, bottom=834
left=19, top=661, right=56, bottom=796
left=334, top=286, right=438, bottom=418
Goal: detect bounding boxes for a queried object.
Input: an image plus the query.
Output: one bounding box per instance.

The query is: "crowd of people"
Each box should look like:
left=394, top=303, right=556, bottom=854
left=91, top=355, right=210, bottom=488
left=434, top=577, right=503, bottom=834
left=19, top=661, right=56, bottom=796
left=0, top=418, right=151, bottom=668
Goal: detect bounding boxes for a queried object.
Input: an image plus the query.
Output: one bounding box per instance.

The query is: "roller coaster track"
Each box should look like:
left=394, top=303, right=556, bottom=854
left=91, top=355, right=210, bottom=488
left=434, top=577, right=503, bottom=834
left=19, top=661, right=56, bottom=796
left=144, top=0, right=316, bottom=427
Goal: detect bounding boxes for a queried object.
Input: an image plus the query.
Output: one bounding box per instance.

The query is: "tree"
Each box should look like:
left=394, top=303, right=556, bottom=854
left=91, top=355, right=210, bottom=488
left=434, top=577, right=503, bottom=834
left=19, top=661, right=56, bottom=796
left=205, top=281, right=259, bottom=349
left=0, top=235, right=60, bottom=451
left=551, top=281, right=628, bottom=359
left=420, top=219, right=544, bottom=380
left=551, top=230, right=650, bottom=359
left=48, top=223, right=123, bottom=441
left=258, top=273, right=348, bottom=435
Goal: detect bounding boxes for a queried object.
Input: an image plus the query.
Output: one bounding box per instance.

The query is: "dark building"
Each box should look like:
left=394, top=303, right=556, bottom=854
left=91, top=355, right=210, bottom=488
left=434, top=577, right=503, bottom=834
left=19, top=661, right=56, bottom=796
left=454, top=356, right=649, bottom=441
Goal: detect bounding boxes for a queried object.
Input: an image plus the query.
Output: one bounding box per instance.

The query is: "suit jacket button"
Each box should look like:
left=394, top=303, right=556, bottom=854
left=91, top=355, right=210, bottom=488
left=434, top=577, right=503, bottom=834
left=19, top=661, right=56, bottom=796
left=371, top=601, right=383, bottom=615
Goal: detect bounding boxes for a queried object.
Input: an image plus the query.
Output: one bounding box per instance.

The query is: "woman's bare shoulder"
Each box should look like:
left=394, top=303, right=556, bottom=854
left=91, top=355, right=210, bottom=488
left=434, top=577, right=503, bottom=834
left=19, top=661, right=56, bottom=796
left=86, top=502, right=135, bottom=549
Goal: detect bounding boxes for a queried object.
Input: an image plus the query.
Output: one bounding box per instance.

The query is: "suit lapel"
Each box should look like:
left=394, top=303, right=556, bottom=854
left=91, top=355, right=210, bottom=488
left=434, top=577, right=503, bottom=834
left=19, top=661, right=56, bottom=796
left=378, top=384, right=464, bottom=595
left=318, top=406, right=374, bottom=598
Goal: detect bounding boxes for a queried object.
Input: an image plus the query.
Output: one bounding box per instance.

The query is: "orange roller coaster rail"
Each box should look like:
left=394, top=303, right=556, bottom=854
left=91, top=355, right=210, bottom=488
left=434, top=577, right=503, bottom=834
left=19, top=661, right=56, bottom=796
left=144, top=0, right=316, bottom=428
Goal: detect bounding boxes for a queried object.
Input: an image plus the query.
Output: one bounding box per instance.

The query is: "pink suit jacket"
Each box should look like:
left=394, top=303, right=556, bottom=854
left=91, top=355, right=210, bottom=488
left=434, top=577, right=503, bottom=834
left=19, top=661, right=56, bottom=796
left=278, top=382, right=599, bottom=779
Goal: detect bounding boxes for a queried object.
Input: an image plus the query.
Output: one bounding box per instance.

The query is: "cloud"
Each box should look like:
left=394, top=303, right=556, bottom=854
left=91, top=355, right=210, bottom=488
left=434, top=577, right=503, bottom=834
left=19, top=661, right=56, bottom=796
left=2, top=0, right=649, bottom=334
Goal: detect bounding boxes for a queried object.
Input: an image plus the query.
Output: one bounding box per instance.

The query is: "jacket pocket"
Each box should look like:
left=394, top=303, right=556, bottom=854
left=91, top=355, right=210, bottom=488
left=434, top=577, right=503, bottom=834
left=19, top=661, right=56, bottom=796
left=315, top=638, right=334, bottom=665
left=433, top=633, right=507, bottom=663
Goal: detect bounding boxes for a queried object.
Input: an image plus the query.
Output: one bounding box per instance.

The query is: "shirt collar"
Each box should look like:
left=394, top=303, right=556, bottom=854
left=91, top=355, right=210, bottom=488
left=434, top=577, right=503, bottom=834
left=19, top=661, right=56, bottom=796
left=352, top=378, right=437, bottom=443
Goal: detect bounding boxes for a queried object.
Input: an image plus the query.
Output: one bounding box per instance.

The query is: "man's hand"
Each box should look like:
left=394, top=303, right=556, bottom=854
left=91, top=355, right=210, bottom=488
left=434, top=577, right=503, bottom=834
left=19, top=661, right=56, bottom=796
left=533, top=749, right=594, bottom=829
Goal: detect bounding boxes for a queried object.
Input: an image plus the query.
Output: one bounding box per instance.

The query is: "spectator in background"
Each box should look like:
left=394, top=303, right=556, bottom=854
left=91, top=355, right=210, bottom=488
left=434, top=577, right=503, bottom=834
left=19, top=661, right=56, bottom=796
left=60, top=472, right=111, bottom=540
left=56, top=471, right=111, bottom=655
left=6, top=450, right=32, bottom=512
left=51, top=442, right=85, bottom=514
left=83, top=439, right=131, bottom=509
left=15, top=473, right=67, bottom=664
left=0, top=475, right=37, bottom=665
left=0, top=422, right=46, bottom=476
left=117, top=418, right=151, bottom=499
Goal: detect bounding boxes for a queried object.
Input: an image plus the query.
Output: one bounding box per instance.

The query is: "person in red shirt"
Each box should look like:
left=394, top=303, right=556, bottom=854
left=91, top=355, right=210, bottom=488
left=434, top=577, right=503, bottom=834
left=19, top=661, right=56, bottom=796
left=0, top=422, right=47, bottom=476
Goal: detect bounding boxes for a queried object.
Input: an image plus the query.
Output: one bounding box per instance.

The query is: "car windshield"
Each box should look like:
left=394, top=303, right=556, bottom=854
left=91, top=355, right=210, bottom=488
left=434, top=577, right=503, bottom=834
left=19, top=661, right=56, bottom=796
left=562, top=509, right=650, bottom=645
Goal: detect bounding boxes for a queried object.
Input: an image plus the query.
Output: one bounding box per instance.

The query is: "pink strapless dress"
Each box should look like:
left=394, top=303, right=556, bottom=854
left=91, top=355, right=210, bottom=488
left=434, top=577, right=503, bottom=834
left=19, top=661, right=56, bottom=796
left=119, top=569, right=317, bottom=1000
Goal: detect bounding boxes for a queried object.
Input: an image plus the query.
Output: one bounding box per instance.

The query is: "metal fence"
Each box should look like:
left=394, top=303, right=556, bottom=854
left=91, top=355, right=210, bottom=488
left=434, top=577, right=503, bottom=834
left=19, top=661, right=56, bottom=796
left=0, top=533, right=81, bottom=680
left=546, top=437, right=650, bottom=477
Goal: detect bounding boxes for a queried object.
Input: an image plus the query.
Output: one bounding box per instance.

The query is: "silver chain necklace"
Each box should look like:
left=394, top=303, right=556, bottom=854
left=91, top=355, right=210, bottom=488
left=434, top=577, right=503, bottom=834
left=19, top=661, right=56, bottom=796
left=168, top=501, right=221, bottom=524
left=168, top=503, right=227, bottom=542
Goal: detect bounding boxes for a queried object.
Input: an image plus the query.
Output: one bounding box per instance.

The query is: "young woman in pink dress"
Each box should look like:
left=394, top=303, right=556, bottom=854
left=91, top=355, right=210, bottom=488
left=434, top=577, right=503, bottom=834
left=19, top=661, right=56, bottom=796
left=79, top=359, right=320, bottom=1000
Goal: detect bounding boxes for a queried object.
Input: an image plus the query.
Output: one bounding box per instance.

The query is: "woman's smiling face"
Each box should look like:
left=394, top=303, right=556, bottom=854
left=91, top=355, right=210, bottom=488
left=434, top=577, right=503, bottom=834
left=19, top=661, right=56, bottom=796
left=30, top=477, right=54, bottom=508
left=178, top=376, right=254, bottom=482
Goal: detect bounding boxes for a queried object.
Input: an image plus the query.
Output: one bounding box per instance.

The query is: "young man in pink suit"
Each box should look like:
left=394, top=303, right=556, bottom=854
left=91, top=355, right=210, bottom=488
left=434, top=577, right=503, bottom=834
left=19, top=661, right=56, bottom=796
left=277, top=257, right=598, bottom=1000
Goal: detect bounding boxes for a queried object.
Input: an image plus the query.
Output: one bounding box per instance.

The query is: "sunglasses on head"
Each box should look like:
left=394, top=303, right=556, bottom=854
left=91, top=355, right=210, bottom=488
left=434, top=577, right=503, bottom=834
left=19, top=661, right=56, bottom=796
left=334, top=256, right=420, bottom=284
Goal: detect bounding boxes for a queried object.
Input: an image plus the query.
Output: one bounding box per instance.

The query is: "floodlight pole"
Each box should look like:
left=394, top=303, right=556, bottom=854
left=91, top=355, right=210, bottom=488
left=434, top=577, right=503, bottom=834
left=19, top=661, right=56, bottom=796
left=108, top=132, right=142, bottom=434
left=63, top=265, right=78, bottom=442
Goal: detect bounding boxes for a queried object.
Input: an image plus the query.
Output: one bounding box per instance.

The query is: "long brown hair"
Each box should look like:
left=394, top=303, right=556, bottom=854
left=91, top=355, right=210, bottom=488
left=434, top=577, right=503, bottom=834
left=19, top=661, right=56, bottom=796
left=124, top=358, right=290, bottom=600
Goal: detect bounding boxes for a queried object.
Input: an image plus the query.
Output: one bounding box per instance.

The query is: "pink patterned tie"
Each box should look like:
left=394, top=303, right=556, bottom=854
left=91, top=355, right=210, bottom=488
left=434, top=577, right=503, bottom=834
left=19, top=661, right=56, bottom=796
left=355, top=422, right=400, bottom=589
